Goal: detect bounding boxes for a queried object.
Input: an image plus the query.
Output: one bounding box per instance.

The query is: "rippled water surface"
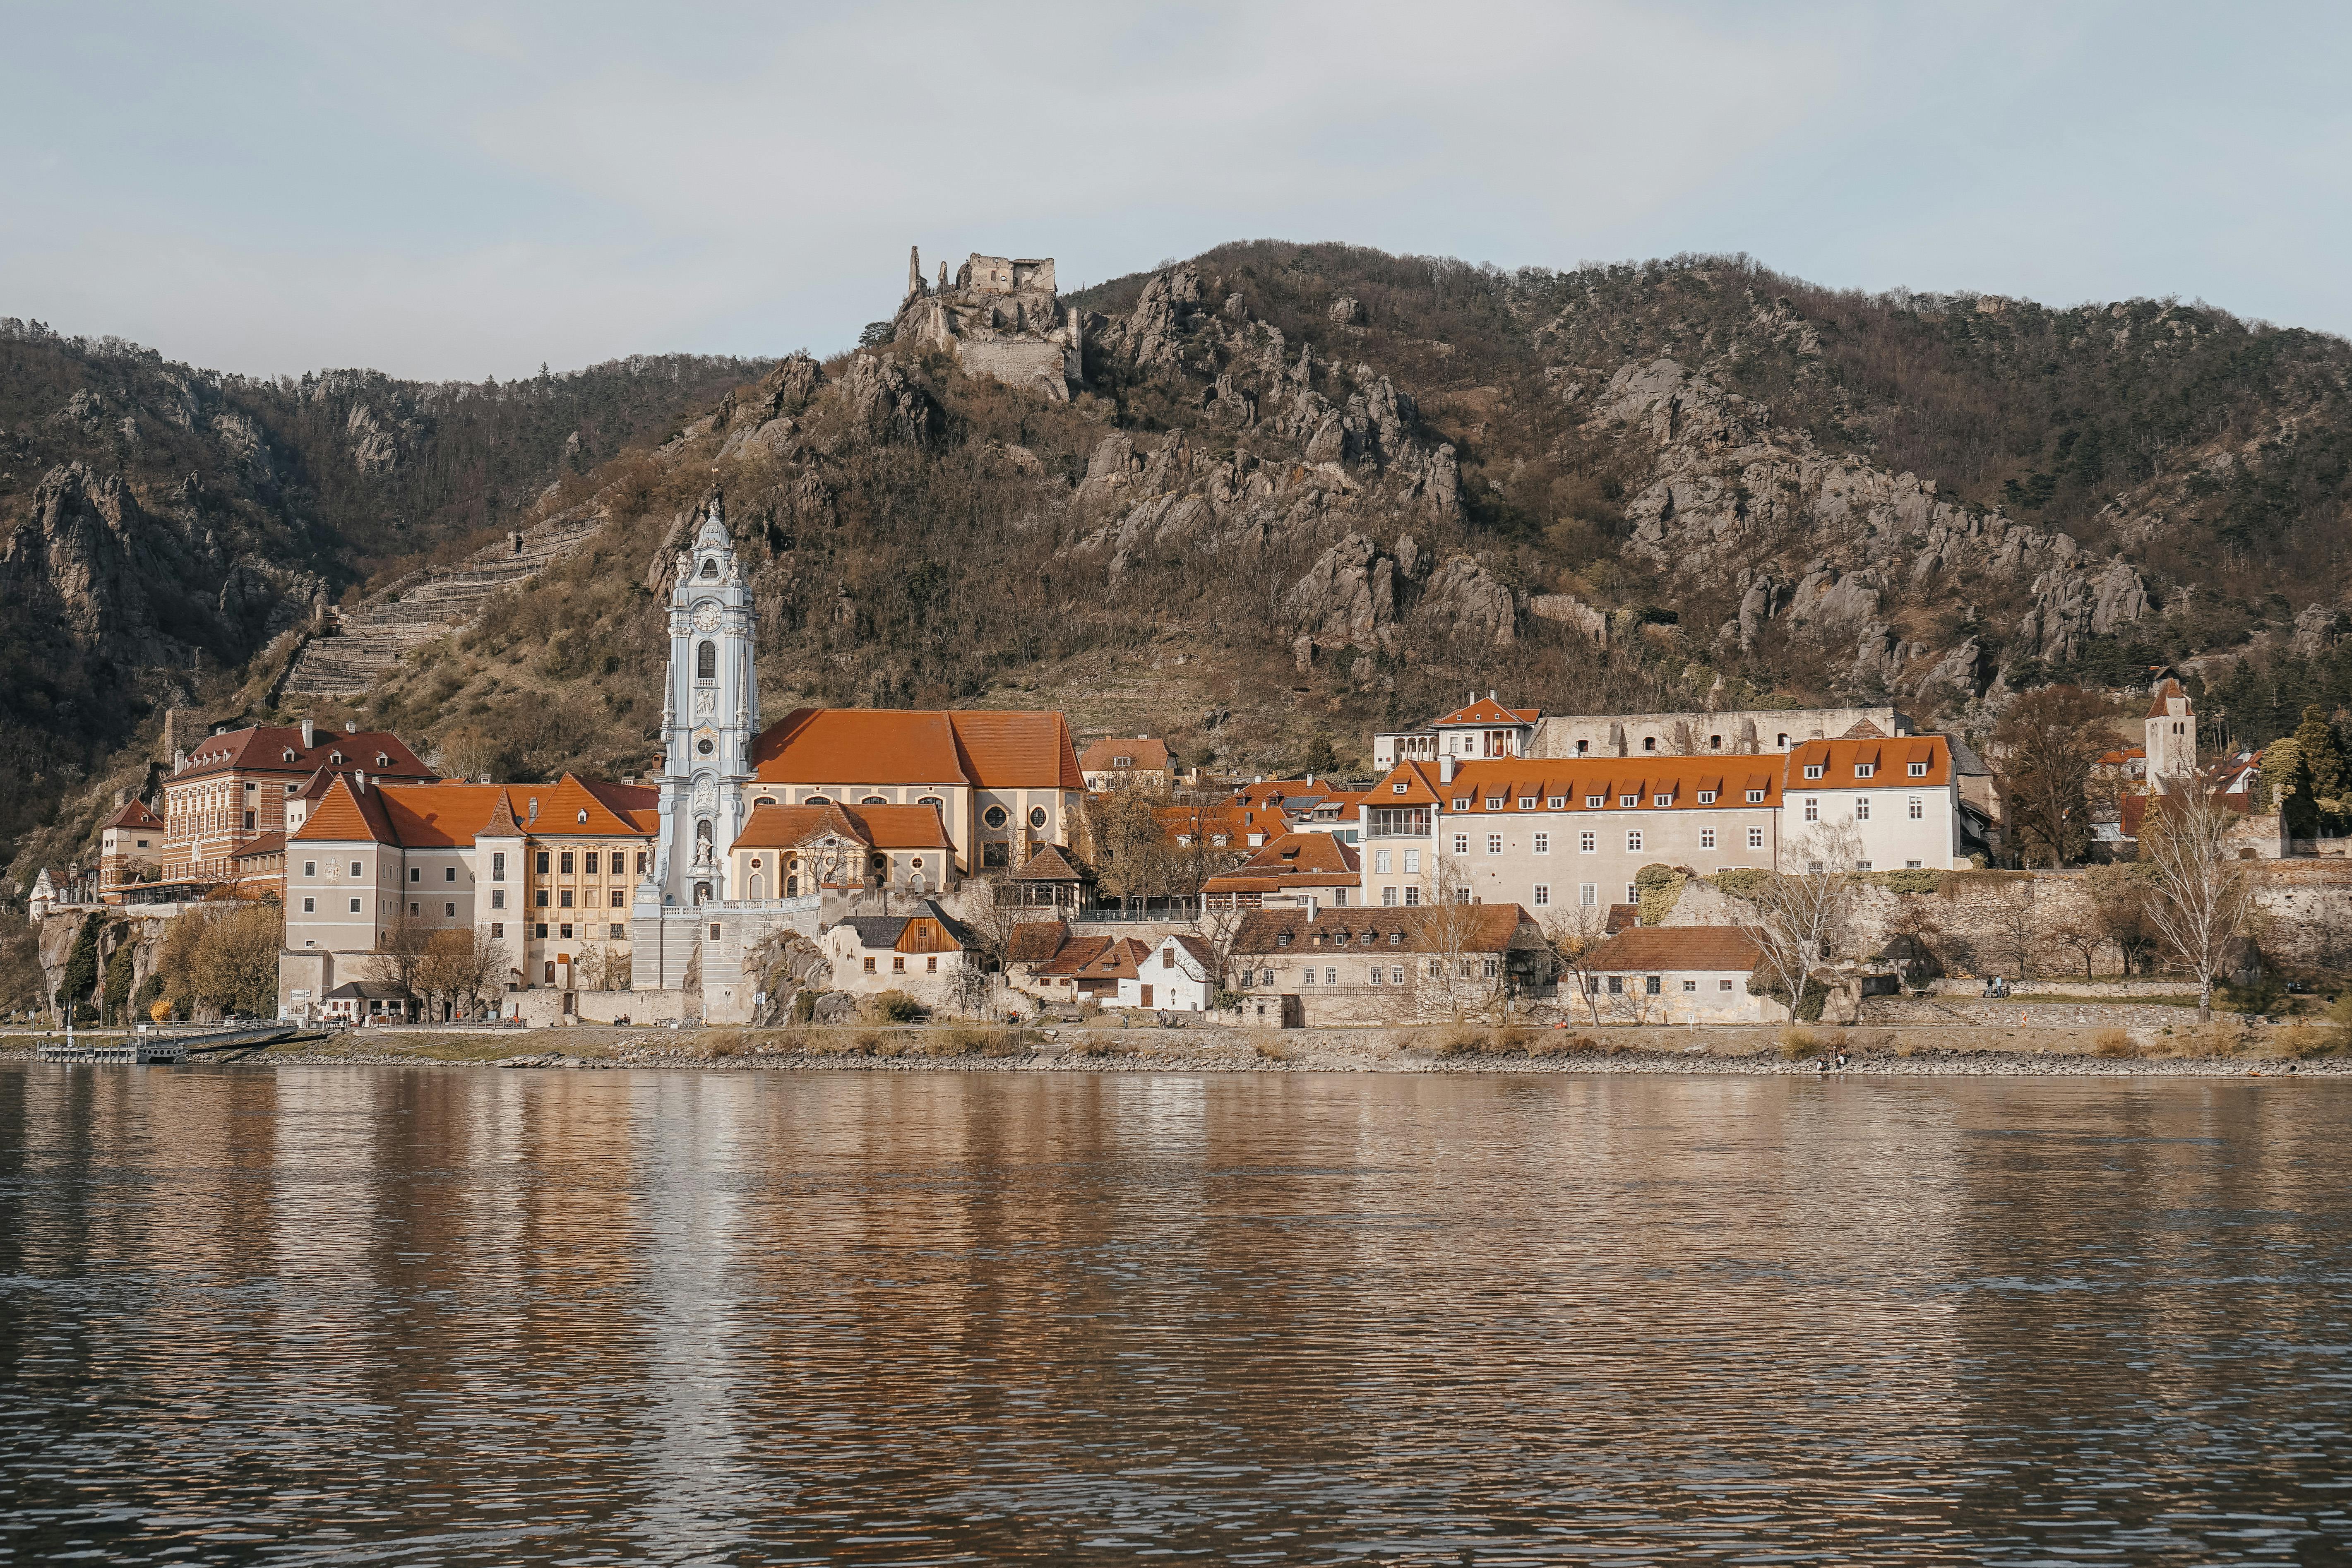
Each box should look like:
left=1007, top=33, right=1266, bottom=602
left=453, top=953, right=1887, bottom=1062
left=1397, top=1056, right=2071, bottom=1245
left=4, top=1066, right=2350, bottom=1564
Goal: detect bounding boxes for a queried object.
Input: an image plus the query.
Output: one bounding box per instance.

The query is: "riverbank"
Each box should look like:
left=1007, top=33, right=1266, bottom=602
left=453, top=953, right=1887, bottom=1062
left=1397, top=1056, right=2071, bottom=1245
left=7, top=1020, right=2347, bottom=1076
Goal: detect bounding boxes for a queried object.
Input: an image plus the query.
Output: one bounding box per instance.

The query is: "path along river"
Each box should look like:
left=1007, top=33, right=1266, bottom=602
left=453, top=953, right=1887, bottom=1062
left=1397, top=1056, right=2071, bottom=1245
left=2, top=1065, right=2347, bottom=1564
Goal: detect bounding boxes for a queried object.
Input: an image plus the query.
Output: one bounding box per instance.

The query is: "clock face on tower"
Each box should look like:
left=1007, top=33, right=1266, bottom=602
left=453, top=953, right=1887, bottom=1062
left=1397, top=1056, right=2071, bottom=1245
left=692, top=600, right=722, bottom=633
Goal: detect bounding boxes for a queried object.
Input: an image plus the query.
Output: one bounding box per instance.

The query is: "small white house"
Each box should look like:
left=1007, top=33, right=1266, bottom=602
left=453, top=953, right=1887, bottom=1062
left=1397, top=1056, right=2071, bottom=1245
left=1117, top=935, right=1218, bottom=1012
left=1579, top=927, right=1773, bottom=1023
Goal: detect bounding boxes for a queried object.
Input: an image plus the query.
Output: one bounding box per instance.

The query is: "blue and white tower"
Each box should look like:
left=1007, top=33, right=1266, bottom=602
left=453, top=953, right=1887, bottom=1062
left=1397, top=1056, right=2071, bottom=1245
left=649, top=495, right=759, bottom=909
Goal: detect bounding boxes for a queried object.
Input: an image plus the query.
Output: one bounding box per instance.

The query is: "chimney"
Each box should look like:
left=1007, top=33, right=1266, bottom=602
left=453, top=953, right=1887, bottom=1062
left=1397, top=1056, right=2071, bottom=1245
left=300, top=718, right=315, bottom=749
left=354, top=772, right=366, bottom=792
left=1440, top=754, right=1456, bottom=785
left=173, top=749, right=186, bottom=773
left=345, top=721, right=356, bottom=733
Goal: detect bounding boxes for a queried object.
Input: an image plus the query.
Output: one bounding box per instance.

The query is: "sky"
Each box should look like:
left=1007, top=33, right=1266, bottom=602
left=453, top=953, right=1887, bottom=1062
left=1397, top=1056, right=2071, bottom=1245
left=4, top=0, right=2346, bottom=382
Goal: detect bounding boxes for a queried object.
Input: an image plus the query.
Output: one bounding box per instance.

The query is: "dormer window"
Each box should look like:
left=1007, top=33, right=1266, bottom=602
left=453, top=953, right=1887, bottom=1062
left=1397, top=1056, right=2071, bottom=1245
left=1855, top=764, right=1875, bottom=779
left=1389, top=930, right=1404, bottom=945
left=1804, top=764, right=1824, bottom=779
left=282, top=749, right=297, bottom=762
left=1547, top=795, right=1565, bottom=809
left=329, top=752, right=343, bottom=764
left=1276, top=931, right=1292, bottom=947
left=1908, top=762, right=1928, bottom=778
left=1518, top=797, right=1537, bottom=809
left=576, top=809, right=589, bottom=824
left=376, top=753, right=389, bottom=766
left=1654, top=793, right=1672, bottom=807
left=1453, top=798, right=1470, bottom=809
left=1619, top=794, right=1638, bottom=807
left=1485, top=797, right=1504, bottom=809
left=1697, top=791, right=1717, bottom=804
left=1357, top=930, right=1374, bottom=946
left=1391, top=782, right=1408, bottom=795
left=1747, top=789, right=1766, bottom=803
left=1586, top=795, right=1604, bottom=808
left=1113, top=755, right=1133, bottom=768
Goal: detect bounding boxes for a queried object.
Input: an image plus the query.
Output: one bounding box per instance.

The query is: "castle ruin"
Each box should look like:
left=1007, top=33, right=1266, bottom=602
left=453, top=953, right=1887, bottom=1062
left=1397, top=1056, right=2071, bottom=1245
left=892, top=247, right=1082, bottom=401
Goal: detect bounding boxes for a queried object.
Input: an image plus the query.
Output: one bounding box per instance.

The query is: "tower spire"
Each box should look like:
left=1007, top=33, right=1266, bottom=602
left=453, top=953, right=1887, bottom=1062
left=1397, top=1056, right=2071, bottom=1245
left=906, top=245, right=922, bottom=300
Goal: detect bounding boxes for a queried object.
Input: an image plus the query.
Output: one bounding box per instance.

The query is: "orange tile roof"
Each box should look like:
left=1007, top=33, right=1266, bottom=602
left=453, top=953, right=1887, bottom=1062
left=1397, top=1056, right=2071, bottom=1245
left=733, top=802, right=954, bottom=852
left=231, top=831, right=287, bottom=860
left=1432, top=698, right=1541, bottom=728
left=752, top=707, right=1082, bottom=789
left=1205, top=831, right=1361, bottom=893
left=1234, top=904, right=1540, bottom=955
left=290, top=775, right=398, bottom=845
left=1402, top=757, right=1783, bottom=811
left=2145, top=677, right=2189, bottom=718
left=1783, top=735, right=1950, bottom=790
left=1035, top=934, right=1155, bottom=979
left=291, top=775, right=656, bottom=847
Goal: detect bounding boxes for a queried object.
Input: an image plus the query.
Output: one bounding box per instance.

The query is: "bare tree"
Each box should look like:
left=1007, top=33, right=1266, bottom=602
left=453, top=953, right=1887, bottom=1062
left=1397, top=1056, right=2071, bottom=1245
left=1188, top=900, right=1252, bottom=1006
left=2084, top=862, right=2159, bottom=977
left=1415, top=853, right=1498, bottom=1020
left=1981, top=880, right=2039, bottom=981
left=362, top=915, right=432, bottom=1007
left=1737, top=823, right=1864, bottom=1021
left=2138, top=778, right=2258, bottom=1020
left=1540, top=899, right=1611, bottom=1025
left=2040, top=909, right=2105, bottom=981
left=1992, top=685, right=2120, bottom=868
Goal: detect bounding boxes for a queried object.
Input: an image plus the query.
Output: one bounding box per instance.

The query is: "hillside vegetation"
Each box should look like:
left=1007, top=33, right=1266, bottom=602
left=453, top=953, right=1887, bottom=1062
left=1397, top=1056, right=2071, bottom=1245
left=14, top=241, right=2352, bottom=890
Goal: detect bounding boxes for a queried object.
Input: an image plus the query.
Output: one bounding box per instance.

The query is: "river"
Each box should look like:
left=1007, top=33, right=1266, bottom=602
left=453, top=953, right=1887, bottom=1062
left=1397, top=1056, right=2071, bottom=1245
left=2, top=1066, right=2345, bottom=1563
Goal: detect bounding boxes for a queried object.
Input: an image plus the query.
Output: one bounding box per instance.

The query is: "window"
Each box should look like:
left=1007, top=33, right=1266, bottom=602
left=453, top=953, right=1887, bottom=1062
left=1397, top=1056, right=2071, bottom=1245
left=1586, top=795, right=1605, bottom=808
left=444, top=866, right=457, bottom=882
left=409, top=902, right=420, bottom=917
left=491, top=922, right=504, bottom=939
left=583, top=853, right=599, bottom=874
left=610, top=890, right=625, bottom=908
left=1855, top=798, right=1872, bottom=821
left=1856, top=860, right=1873, bottom=872
left=1644, top=975, right=1661, bottom=995
left=1855, top=764, right=1875, bottom=779
left=1618, top=794, right=1637, bottom=807
left=1369, top=967, right=1383, bottom=985
left=1777, top=734, right=1789, bottom=749
left=1746, top=790, right=1765, bottom=803
left=1607, top=975, right=1624, bottom=994
left=1404, top=887, right=1420, bottom=906
left=697, top=640, right=716, bottom=680
left=1486, top=834, right=1502, bottom=855
left=444, top=903, right=456, bottom=917
left=1906, top=858, right=1923, bottom=870
left=1485, top=796, right=1504, bottom=809
left=301, top=897, right=315, bottom=913
left=491, top=889, right=505, bottom=910
left=1697, top=791, right=1716, bottom=804
left=1642, top=737, right=1657, bottom=752
left=491, top=852, right=505, bottom=881
left=1576, top=739, right=1590, bottom=754
left=863, top=957, right=876, bottom=973
left=610, top=924, right=625, bottom=939
left=983, top=805, right=1009, bottom=829
left=892, top=956, right=906, bottom=972
left=243, top=809, right=255, bottom=830
left=1804, top=764, right=1824, bottom=779
left=559, top=890, right=574, bottom=908
left=1260, top=969, right=1276, bottom=986
left=1302, top=967, right=1315, bottom=984
left=1909, top=761, right=1928, bottom=778
left=1654, top=793, right=1672, bottom=807
left=1547, top=795, right=1565, bottom=809
left=1803, top=798, right=1819, bottom=823
left=1404, top=850, right=1421, bottom=874
left=1533, top=833, right=1550, bottom=854
left=1388, top=966, right=1403, bottom=985
left=1682, top=979, right=1698, bottom=992
left=1324, top=968, right=1338, bottom=985
left=1453, top=797, right=1471, bottom=810
left=1533, top=884, right=1549, bottom=906
left=535, top=923, right=548, bottom=938
left=560, top=852, right=574, bottom=874
left=1701, top=828, right=1716, bottom=849
left=536, top=852, right=550, bottom=874
left=536, top=890, right=550, bottom=907
left=637, top=852, right=650, bottom=875
left=982, top=842, right=1010, bottom=868
left=1375, top=849, right=1393, bottom=874
left=409, top=867, right=421, bottom=883
left=1276, top=931, right=1293, bottom=948
left=1626, top=830, right=1643, bottom=852
left=349, top=898, right=361, bottom=912
left=1392, top=782, right=1407, bottom=794
left=1382, top=887, right=1398, bottom=906
left=1333, top=888, right=1349, bottom=907
left=1579, top=831, right=1596, bottom=853
left=303, top=860, right=316, bottom=877
left=1453, top=834, right=1470, bottom=855
left=1910, top=797, right=1924, bottom=820
left=1518, top=796, right=1536, bottom=809
left=562, top=924, right=575, bottom=940
left=1748, top=827, right=1766, bottom=850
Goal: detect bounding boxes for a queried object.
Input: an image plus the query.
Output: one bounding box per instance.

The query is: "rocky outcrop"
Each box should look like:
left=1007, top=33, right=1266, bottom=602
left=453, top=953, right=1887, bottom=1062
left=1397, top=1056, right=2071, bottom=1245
left=834, top=354, right=941, bottom=447
left=1284, top=532, right=1393, bottom=646
left=1530, top=591, right=1609, bottom=643
left=1418, top=556, right=1516, bottom=647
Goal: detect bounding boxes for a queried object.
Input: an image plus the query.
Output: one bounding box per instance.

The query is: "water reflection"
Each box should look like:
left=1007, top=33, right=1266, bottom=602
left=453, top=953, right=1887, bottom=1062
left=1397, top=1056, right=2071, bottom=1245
left=1, top=1067, right=2346, bottom=1563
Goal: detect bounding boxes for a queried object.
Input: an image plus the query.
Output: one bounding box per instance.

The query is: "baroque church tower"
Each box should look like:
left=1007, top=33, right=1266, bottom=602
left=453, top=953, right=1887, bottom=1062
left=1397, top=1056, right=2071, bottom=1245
left=649, top=496, right=759, bottom=907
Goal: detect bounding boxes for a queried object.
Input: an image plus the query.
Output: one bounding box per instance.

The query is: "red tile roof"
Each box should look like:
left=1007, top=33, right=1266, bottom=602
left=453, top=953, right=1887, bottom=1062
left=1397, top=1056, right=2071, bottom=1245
left=291, top=775, right=657, bottom=847
left=1204, top=831, right=1360, bottom=893
left=1586, top=927, right=1762, bottom=972
left=1233, top=904, right=1540, bottom=955
left=1079, top=737, right=1171, bottom=773
left=1379, top=756, right=1783, bottom=811
left=733, top=802, right=954, bottom=852
left=101, top=799, right=165, bottom=832
left=1784, top=735, right=1949, bottom=790
left=177, top=725, right=431, bottom=782
left=1432, top=698, right=1541, bottom=728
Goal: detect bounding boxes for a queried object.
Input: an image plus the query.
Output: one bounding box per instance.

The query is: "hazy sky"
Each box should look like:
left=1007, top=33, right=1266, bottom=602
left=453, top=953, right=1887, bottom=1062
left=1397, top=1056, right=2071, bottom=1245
left=5, top=0, right=2345, bottom=381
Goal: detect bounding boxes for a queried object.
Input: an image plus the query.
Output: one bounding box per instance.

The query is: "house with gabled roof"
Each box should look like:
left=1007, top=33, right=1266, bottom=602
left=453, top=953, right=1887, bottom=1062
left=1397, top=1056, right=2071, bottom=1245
left=1231, top=904, right=1551, bottom=1025
left=821, top=899, right=979, bottom=1009
left=1204, top=831, right=1361, bottom=910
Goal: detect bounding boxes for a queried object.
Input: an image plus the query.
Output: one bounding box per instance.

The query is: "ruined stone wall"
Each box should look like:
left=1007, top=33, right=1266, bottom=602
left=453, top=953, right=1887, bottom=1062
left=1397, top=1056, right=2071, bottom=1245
left=1530, top=706, right=1910, bottom=758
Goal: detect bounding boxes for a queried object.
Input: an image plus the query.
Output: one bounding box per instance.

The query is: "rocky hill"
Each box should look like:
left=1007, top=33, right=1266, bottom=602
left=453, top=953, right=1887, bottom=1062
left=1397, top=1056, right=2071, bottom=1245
left=14, top=241, right=2352, bottom=892
left=0, top=322, right=767, bottom=870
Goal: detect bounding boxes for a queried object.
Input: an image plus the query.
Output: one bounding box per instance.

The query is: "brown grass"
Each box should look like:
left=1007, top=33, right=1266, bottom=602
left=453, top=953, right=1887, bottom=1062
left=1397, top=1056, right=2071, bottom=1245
left=1778, top=1027, right=1822, bottom=1061
left=1250, top=1033, right=1290, bottom=1061
left=2092, top=1028, right=2138, bottom=1059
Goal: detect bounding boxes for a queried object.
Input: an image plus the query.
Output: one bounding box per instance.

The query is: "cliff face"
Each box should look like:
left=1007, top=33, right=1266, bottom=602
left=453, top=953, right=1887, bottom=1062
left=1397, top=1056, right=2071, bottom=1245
left=0, top=320, right=767, bottom=874
left=17, top=241, right=2352, bottom=896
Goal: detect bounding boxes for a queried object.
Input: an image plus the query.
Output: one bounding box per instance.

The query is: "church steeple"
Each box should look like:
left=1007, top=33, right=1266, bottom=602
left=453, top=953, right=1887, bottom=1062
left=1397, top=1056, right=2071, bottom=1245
left=644, top=494, right=758, bottom=909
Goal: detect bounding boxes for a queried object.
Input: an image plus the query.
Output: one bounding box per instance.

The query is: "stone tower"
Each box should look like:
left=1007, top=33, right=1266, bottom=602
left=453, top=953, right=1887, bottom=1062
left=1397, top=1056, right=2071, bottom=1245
left=906, top=245, right=922, bottom=300
left=648, top=496, right=759, bottom=909
left=2145, top=677, right=2196, bottom=785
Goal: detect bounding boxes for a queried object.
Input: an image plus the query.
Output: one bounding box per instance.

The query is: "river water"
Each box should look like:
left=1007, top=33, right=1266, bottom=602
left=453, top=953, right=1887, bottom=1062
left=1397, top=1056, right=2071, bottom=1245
left=2, top=1066, right=2347, bottom=1565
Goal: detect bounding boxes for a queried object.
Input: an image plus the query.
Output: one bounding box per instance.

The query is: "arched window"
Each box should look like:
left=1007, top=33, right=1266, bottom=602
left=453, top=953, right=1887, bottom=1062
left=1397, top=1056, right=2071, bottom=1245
left=748, top=874, right=764, bottom=901
left=697, top=641, right=716, bottom=680
left=861, top=795, right=889, bottom=805
left=754, top=796, right=776, bottom=807
left=803, top=795, right=831, bottom=805
left=699, top=558, right=718, bottom=579
left=916, top=795, right=944, bottom=809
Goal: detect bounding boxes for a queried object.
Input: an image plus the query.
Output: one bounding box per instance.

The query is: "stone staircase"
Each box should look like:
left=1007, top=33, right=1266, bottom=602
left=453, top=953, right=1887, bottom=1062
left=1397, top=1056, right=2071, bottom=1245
left=280, top=516, right=601, bottom=697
